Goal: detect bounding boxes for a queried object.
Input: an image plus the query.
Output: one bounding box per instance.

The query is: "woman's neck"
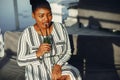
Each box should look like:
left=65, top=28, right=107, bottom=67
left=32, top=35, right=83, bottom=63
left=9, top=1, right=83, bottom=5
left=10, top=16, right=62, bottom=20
left=34, top=23, right=53, bottom=36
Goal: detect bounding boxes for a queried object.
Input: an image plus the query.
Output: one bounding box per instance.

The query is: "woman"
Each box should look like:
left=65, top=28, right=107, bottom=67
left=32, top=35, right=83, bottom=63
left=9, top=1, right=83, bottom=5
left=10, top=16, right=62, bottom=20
left=17, top=0, right=81, bottom=80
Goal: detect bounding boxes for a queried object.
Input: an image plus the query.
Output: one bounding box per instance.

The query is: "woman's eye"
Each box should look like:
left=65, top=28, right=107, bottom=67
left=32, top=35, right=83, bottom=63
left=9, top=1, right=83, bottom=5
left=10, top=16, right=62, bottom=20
left=48, top=13, right=52, bottom=16
left=39, top=15, right=44, bottom=18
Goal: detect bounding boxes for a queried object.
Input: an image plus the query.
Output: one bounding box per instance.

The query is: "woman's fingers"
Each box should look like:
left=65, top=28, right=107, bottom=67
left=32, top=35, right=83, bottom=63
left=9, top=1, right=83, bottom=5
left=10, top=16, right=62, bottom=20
left=36, top=43, right=51, bottom=57
left=39, top=43, right=51, bottom=51
left=42, top=43, right=51, bottom=52
left=52, top=64, right=62, bottom=80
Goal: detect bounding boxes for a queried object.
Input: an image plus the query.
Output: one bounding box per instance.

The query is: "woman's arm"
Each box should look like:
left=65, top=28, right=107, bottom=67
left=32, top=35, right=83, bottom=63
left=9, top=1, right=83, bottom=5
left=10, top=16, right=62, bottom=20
left=52, top=25, right=72, bottom=79
left=17, top=29, right=39, bottom=66
left=56, top=24, right=72, bottom=66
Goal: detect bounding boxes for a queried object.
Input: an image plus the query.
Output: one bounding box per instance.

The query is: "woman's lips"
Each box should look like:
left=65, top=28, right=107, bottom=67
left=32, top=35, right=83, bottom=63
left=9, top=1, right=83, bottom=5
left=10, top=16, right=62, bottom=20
left=44, top=23, right=49, bottom=27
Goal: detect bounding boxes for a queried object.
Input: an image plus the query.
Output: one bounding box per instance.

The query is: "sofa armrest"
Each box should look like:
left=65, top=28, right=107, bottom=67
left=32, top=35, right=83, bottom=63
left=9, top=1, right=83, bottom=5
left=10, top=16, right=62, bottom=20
left=4, top=31, right=22, bottom=57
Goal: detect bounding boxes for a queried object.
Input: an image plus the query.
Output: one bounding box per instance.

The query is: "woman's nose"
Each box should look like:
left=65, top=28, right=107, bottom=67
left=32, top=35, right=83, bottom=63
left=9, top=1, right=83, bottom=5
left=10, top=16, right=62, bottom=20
left=44, top=16, right=49, bottom=21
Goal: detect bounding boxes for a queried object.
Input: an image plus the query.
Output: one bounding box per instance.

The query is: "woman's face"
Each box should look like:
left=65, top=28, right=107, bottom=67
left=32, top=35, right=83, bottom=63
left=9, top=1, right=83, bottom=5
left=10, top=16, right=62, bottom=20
left=32, top=8, right=52, bottom=29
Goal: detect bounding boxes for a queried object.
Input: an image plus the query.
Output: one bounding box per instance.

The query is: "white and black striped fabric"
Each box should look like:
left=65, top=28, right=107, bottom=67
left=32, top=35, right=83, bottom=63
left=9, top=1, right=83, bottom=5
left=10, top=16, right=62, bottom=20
left=0, top=29, right=4, bottom=57
left=17, top=22, right=81, bottom=80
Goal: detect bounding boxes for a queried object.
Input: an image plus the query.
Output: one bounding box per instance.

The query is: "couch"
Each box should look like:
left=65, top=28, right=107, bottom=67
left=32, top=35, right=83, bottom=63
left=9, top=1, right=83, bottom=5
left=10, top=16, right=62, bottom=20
left=0, top=31, right=25, bottom=80
left=0, top=29, right=120, bottom=80
left=0, top=31, right=81, bottom=80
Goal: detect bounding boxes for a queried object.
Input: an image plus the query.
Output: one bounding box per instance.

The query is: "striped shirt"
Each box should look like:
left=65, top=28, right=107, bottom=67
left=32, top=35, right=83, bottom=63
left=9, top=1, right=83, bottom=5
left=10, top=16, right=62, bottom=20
left=17, top=22, right=81, bottom=80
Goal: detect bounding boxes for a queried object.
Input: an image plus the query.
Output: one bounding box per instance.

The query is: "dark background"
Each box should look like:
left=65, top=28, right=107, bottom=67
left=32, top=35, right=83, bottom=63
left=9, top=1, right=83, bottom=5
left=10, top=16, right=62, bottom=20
left=79, top=0, right=120, bottom=13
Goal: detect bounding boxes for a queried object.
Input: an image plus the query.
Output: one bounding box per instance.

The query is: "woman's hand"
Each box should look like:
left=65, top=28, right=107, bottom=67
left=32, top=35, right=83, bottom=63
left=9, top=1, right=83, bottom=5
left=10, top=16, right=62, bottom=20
left=36, top=43, right=51, bottom=58
left=52, top=64, right=62, bottom=80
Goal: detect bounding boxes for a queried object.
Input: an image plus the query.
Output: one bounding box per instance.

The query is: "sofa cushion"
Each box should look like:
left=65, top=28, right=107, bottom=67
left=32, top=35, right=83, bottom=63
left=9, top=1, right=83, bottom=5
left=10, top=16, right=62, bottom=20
left=4, top=31, right=22, bottom=57
left=0, top=58, right=25, bottom=80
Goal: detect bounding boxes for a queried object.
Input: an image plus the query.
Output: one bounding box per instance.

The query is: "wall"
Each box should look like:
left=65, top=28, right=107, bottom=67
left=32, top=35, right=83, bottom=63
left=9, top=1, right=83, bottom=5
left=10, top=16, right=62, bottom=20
left=0, top=0, right=16, bottom=33
left=0, top=0, right=74, bottom=33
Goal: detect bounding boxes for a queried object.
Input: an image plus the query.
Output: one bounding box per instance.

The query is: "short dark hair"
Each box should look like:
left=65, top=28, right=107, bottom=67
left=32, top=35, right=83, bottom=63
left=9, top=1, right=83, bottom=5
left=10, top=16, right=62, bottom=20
left=30, top=0, right=51, bottom=12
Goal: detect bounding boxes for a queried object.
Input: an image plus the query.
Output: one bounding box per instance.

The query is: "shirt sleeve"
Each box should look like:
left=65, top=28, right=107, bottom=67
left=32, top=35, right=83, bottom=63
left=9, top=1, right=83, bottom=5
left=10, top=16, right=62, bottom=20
left=56, top=24, right=72, bottom=66
left=17, top=30, right=40, bottom=66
